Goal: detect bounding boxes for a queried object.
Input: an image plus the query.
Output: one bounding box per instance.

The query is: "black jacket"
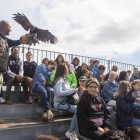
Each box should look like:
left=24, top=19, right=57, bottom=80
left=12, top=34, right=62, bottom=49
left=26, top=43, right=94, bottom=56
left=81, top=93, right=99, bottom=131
left=77, top=92, right=111, bottom=131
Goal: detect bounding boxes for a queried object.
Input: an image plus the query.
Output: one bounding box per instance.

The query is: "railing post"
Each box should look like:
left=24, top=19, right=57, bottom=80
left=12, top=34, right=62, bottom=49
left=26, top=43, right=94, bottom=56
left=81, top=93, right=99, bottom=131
left=108, top=60, right=110, bottom=73
left=71, top=54, right=73, bottom=63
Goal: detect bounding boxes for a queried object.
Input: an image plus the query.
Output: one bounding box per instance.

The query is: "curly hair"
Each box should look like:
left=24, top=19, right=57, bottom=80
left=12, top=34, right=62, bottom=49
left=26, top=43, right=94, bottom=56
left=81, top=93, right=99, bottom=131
left=114, top=81, right=130, bottom=99
left=99, top=130, right=127, bottom=140
left=131, top=79, right=140, bottom=88
left=125, top=126, right=140, bottom=140
left=55, top=54, right=64, bottom=65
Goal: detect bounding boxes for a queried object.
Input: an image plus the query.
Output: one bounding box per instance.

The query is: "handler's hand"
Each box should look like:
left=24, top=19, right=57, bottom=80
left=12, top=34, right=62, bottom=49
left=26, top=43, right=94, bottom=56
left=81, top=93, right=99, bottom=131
left=98, top=127, right=104, bottom=133
left=132, top=92, right=136, bottom=97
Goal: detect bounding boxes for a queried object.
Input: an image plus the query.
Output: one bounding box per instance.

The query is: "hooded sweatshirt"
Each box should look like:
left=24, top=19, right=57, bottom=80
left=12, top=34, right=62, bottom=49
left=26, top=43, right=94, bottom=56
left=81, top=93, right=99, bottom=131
left=77, top=92, right=111, bottom=132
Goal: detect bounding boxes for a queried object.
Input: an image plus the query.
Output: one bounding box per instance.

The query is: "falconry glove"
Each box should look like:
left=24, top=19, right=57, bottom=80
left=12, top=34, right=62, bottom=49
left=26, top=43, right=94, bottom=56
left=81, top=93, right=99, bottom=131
left=20, top=34, right=35, bottom=44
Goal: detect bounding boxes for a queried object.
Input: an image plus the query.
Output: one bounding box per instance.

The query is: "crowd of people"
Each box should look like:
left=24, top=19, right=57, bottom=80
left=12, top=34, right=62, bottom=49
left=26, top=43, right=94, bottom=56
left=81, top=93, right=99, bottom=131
left=1, top=20, right=140, bottom=140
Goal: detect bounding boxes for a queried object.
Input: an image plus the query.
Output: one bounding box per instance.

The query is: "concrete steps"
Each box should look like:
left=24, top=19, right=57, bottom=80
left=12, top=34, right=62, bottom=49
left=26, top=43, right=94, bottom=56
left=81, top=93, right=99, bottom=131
left=0, top=117, right=72, bottom=140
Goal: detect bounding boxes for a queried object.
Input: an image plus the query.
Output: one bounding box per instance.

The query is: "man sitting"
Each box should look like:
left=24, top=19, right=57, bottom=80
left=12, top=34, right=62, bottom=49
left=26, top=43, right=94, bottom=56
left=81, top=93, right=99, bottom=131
left=4, top=46, right=31, bottom=105
left=104, top=65, right=118, bottom=82
left=103, top=71, right=119, bottom=104
left=92, top=59, right=99, bottom=74
left=50, top=61, right=77, bottom=87
left=129, top=69, right=138, bottom=82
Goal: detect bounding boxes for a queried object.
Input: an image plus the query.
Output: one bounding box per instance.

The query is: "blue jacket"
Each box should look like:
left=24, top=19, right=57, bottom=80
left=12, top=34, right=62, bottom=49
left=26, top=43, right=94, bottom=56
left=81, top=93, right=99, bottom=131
left=103, top=80, right=119, bottom=101
left=94, top=72, right=102, bottom=83
left=32, top=63, right=53, bottom=90
left=116, top=94, right=134, bottom=130
left=126, top=88, right=136, bottom=102
left=92, top=65, right=98, bottom=74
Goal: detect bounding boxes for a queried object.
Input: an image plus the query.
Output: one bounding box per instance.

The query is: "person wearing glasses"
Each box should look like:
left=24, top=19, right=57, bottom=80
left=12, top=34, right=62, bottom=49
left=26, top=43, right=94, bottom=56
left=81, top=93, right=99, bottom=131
left=32, top=60, right=56, bottom=121
left=102, top=71, right=119, bottom=104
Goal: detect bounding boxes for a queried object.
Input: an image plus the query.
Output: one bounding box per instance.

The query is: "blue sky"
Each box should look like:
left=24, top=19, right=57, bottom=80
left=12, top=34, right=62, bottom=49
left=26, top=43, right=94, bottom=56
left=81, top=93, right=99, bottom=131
left=1, top=0, right=140, bottom=66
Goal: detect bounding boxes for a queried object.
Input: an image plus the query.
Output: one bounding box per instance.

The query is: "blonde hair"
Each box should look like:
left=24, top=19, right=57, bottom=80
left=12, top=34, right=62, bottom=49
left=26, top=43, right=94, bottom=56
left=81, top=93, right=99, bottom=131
left=114, top=81, right=130, bottom=99
left=89, top=71, right=93, bottom=75
left=131, top=79, right=140, bottom=88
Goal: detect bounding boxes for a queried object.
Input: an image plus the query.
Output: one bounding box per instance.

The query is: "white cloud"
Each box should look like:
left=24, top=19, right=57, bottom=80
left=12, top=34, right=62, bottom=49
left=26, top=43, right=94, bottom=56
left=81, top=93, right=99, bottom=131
left=1, top=0, right=140, bottom=64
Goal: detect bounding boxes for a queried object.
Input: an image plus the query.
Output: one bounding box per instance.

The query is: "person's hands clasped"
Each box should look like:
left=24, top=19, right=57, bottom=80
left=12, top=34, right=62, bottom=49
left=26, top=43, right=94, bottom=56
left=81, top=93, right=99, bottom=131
left=42, top=80, right=46, bottom=87
left=15, top=75, right=24, bottom=82
left=98, top=127, right=104, bottom=133
left=104, top=127, right=110, bottom=133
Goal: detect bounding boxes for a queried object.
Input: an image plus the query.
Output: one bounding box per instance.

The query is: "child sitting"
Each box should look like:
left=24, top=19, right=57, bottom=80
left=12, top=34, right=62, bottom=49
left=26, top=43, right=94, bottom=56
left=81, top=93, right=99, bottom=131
left=77, top=76, right=87, bottom=98
left=88, top=71, right=93, bottom=79
left=92, top=59, right=99, bottom=74
left=114, top=81, right=140, bottom=130
left=82, top=69, right=89, bottom=78
left=77, top=78, right=111, bottom=140
left=126, top=79, right=140, bottom=118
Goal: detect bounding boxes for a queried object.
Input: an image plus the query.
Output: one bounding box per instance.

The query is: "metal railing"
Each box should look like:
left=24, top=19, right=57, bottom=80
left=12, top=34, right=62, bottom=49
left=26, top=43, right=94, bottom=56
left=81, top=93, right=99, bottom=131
left=18, top=46, right=140, bottom=74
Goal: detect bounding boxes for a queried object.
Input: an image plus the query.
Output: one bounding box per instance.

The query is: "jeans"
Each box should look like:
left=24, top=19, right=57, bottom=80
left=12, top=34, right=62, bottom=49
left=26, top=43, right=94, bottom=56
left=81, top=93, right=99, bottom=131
left=54, top=103, right=77, bottom=132
left=132, top=118, right=140, bottom=127
left=4, top=74, right=29, bottom=100
left=33, top=85, right=54, bottom=112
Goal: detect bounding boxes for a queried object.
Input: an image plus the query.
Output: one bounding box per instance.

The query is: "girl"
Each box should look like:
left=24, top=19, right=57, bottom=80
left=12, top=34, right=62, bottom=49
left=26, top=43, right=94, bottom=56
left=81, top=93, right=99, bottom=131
left=53, top=63, right=79, bottom=140
left=55, top=54, right=64, bottom=65
left=77, top=78, right=111, bottom=140
left=126, top=79, right=140, bottom=118
left=114, top=81, right=140, bottom=130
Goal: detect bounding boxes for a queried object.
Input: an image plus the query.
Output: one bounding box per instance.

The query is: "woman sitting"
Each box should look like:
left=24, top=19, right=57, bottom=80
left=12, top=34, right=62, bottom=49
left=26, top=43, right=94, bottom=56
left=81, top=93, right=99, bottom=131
left=77, top=78, right=111, bottom=140
left=53, top=63, right=79, bottom=140
left=32, top=60, right=56, bottom=121
left=114, top=81, right=140, bottom=130
left=76, top=62, right=89, bottom=86
left=118, top=71, right=129, bottom=83
left=71, top=57, right=80, bottom=73
left=54, top=54, right=64, bottom=65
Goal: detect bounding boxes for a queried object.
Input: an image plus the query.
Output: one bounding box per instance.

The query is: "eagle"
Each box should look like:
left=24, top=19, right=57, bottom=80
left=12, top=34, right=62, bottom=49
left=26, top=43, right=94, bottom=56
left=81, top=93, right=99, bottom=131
left=13, top=13, right=58, bottom=46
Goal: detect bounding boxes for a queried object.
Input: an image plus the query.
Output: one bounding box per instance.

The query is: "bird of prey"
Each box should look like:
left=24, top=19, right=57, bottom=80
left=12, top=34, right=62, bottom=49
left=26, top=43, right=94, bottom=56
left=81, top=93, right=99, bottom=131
left=13, top=13, right=58, bottom=46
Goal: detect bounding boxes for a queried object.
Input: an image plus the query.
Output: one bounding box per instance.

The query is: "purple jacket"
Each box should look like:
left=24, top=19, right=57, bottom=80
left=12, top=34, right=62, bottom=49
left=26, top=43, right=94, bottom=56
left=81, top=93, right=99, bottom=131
left=116, top=94, right=134, bottom=130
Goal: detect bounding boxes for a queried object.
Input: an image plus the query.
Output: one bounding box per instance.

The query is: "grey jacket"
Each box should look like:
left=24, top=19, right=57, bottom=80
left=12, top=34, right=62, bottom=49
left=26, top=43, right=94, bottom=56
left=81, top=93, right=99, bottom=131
left=129, top=74, right=138, bottom=82
left=53, top=77, right=74, bottom=104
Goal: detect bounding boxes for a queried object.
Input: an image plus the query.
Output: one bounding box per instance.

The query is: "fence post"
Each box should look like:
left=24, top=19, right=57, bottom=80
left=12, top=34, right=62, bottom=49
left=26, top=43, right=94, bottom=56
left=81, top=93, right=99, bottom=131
left=108, top=60, right=110, bottom=73
left=71, top=54, right=73, bottom=63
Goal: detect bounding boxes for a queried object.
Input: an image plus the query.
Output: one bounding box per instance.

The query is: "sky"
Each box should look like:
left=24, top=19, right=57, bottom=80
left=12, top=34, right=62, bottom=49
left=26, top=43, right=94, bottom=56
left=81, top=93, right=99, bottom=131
left=1, top=0, right=140, bottom=66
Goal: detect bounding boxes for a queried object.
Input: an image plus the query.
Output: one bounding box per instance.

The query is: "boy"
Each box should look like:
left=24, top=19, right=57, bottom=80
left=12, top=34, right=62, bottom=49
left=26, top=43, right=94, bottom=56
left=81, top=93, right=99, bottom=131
left=92, top=59, right=99, bottom=74
left=77, top=76, right=87, bottom=98
left=89, top=59, right=94, bottom=71
left=94, top=65, right=105, bottom=84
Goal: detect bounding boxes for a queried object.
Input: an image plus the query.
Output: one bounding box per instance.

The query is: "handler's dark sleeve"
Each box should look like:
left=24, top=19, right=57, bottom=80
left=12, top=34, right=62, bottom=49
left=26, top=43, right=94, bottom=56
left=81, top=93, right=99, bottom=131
left=7, top=38, right=20, bottom=48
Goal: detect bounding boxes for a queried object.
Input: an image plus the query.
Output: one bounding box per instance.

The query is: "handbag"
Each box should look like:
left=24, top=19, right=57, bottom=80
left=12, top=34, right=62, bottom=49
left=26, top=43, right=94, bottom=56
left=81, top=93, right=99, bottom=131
left=133, top=107, right=140, bottom=119
left=57, top=79, right=80, bottom=111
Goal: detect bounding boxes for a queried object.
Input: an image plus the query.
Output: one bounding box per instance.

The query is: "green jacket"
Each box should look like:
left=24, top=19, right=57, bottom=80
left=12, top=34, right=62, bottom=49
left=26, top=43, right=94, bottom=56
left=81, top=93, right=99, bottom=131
left=50, top=69, right=77, bottom=87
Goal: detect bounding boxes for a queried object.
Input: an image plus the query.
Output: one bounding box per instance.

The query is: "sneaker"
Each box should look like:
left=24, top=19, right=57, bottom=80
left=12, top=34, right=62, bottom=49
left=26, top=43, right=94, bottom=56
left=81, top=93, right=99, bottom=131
left=24, top=99, right=32, bottom=104
left=6, top=98, right=12, bottom=105
left=42, top=112, right=48, bottom=120
left=65, top=130, right=79, bottom=140
left=29, top=96, right=32, bottom=103
left=47, top=109, right=53, bottom=122
left=0, top=97, right=5, bottom=104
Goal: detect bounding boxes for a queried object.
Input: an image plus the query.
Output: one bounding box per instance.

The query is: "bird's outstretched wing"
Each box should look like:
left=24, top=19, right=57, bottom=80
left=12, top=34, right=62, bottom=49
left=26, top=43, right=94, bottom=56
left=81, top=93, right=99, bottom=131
left=36, top=28, right=58, bottom=44
left=13, top=13, right=32, bottom=31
